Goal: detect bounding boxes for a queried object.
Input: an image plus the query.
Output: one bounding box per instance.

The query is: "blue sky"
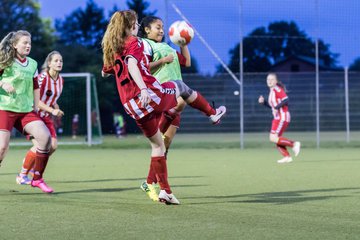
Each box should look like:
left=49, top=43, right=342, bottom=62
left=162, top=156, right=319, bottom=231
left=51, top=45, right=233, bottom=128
left=39, top=0, right=360, bottom=74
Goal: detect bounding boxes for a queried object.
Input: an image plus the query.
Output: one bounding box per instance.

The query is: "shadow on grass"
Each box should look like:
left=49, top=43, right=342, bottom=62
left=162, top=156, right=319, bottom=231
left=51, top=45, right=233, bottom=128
left=9, top=186, right=140, bottom=196
left=300, top=158, right=360, bottom=163
left=7, top=182, right=206, bottom=196
left=53, top=178, right=145, bottom=183
left=0, top=172, right=17, bottom=176
left=185, top=187, right=360, bottom=205
left=53, top=175, right=204, bottom=184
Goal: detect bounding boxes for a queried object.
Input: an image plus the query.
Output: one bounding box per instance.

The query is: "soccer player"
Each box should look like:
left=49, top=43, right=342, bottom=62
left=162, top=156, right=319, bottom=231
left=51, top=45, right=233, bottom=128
left=258, top=73, right=301, bottom=163
left=16, top=51, right=64, bottom=186
left=72, top=114, right=79, bottom=139
left=138, top=16, right=190, bottom=155
left=0, top=30, right=53, bottom=193
left=137, top=16, right=192, bottom=200
left=101, top=10, right=226, bottom=204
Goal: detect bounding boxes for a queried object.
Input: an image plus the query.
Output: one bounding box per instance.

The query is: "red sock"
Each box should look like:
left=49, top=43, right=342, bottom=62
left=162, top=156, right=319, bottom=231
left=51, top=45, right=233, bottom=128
left=151, top=156, right=171, bottom=193
left=21, top=150, right=36, bottom=175
left=33, top=150, right=50, bottom=180
left=276, top=144, right=290, bottom=157
left=188, top=92, right=216, bottom=116
left=158, top=110, right=178, bottom=134
left=146, top=165, right=157, bottom=184
left=277, top=137, right=294, bottom=147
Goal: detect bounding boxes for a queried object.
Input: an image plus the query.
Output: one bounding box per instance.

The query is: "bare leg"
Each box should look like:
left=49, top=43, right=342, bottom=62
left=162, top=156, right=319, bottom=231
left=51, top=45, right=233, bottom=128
left=0, top=130, right=11, bottom=167
left=24, top=120, right=53, bottom=193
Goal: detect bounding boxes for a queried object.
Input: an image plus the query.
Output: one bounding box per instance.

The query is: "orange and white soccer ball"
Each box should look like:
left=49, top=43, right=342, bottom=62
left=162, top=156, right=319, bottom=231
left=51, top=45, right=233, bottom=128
left=168, top=21, right=194, bottom=46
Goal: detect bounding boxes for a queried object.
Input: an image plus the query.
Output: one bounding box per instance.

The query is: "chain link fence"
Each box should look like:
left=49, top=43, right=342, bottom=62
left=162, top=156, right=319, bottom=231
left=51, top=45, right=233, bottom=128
left=160, top=0, right=360, bottom=147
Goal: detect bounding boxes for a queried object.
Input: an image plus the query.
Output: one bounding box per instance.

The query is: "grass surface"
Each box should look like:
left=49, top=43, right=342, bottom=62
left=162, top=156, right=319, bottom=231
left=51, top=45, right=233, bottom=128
left=1, top=135, right=360, bottom=239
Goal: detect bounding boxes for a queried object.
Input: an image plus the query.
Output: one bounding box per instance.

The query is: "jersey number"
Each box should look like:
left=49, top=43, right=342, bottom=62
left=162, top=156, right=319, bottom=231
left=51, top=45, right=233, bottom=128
left=115, top=57, right=132, bottom=86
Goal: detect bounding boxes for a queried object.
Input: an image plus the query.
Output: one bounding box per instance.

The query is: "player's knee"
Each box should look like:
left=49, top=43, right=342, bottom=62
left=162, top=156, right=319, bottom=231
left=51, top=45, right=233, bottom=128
left=173, top=80, right=194, bottom=100
left=269, top=134, right=278, bottom=143
left=52, top=144, right=58, bottom=152
left=50, top=145, right=57, bottom=155
left=51, top=140, right=58, bottom=151
left=37, top=134, right=51, bottom=150
left=175, top=98, right=187, bottom=112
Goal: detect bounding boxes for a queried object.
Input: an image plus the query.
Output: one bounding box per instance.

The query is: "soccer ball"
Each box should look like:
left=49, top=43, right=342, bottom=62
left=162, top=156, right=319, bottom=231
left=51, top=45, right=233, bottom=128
left=168, top=21, right=194, bottom=46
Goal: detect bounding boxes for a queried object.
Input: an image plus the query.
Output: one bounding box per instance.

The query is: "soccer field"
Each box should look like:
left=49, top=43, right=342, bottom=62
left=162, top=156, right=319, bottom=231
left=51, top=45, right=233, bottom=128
left=1, top=137, right=360, bottom=239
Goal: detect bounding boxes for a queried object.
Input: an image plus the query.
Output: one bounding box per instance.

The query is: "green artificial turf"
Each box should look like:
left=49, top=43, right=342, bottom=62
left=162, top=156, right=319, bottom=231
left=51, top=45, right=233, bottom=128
left=1, top=135, right=360, bottom=239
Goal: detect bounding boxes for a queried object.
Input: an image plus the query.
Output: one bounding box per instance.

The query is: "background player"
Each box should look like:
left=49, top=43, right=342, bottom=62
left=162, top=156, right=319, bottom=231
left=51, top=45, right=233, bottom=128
left=258, top=72, right=301, bottom=163
left=16, top=51, right=64, bottom=185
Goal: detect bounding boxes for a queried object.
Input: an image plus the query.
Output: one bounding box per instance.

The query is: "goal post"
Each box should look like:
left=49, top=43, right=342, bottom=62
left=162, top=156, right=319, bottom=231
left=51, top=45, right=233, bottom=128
left=61, top=73, right=102, bottom=146
left=10, top=72, right=103, bottom=146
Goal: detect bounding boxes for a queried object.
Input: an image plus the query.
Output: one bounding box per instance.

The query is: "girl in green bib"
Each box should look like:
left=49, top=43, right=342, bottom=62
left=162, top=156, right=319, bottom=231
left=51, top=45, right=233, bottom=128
left=138, top=16, right=191, bottom=201
left=0, top=30, right=53, bottom=193
left=138, top=16, right=191, bottom=155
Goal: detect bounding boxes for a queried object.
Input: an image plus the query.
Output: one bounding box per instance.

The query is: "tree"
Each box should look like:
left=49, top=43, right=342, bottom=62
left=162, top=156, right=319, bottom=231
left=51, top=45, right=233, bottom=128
left=349, top=57, right=360, bottom=71
left=218, top=21, right=339, bottom=73
left=55, top=0, right=107, bottom=49
left=126, top=0, right=157, bottom=22
left=54, top=0, right=118, bottom=133
left=0, top=0, right=55, bottom=62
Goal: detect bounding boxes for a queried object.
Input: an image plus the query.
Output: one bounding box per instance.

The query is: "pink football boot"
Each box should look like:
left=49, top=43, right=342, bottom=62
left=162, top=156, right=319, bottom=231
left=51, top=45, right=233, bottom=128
left=31, top=179, right=54, bottom=193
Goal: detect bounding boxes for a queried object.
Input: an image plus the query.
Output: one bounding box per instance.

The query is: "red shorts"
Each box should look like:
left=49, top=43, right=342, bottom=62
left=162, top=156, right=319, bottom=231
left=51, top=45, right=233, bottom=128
left=135, top=82, right=178, bottom=137
left=152, top=82, right=178, bottom=113
left=136, top=112, right=162, bottom=137
left=26, top=115, right=57, bottom=140
left=42, top=116, right=57, bottom=138
left=171, top=114, right=181, bottom=128
left=0, top=110, right=42, bottom=134
left=136, top=82, right=178, bottom=137
left=271, top=119, right=289, bottom=136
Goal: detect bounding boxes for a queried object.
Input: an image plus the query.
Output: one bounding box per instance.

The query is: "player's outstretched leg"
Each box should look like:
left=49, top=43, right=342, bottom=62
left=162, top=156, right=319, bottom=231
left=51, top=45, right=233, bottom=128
left=292, top=141, right=301, bottom=157
left=172, top=80, right=226, bottom=124
left=276, top=145, right=293, bottom=163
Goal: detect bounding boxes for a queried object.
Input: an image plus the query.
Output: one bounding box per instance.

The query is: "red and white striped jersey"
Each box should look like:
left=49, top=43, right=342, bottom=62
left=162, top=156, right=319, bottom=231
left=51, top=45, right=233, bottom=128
left=37, top=71, right=64, bottom=117
left=102, top=36, right=176, bottom=120
left=268, top=85, right=290, bottom=122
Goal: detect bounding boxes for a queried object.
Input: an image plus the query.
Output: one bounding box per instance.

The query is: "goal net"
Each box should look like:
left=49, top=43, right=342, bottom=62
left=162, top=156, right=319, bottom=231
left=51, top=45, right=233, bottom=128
left=10, top=73, right=102, bottom=146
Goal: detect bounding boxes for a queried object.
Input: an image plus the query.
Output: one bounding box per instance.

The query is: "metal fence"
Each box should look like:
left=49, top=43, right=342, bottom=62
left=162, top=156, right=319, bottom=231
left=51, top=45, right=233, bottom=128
left=161, top=0, right=360, bottom=147
left=178, top=71, right=360, bottom=146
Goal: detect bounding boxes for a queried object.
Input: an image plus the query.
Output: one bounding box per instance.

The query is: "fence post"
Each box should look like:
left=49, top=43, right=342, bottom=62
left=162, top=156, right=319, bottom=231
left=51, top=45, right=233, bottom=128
left=344, top=67, right=350, bottom=143
left=315, top=0, right=320, bottom=148
left=239, top=0, right=244, bottom=149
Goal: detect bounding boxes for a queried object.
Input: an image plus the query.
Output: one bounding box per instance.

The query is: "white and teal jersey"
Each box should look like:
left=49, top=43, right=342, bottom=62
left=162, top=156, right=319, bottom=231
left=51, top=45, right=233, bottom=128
left=0, top=57, right=38, bottom=112
left=142, top=38, right=183, bottom=83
